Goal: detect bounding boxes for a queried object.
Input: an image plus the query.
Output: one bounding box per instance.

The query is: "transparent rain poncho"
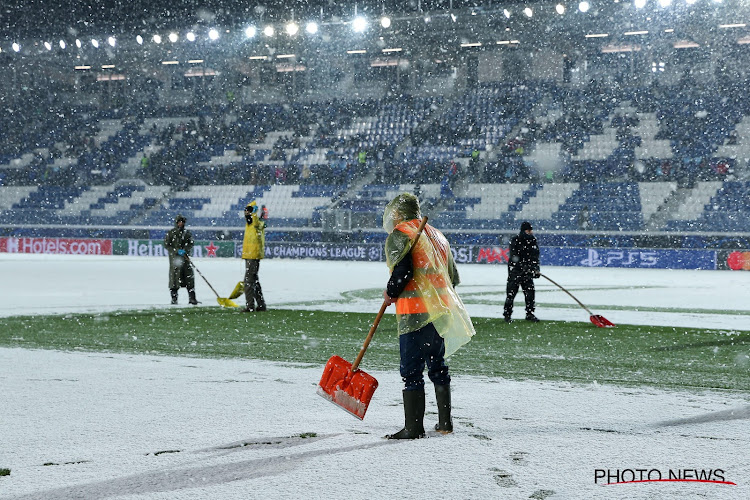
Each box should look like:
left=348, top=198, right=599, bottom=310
left=383, top=193, right=475, bottom=357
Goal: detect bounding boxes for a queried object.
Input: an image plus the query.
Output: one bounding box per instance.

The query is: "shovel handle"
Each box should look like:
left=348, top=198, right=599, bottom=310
left=351, top=215, right=429, bottom=373
left=351, top=299, right=389, bottom=372
left=540, top=273, right=593, bottom=316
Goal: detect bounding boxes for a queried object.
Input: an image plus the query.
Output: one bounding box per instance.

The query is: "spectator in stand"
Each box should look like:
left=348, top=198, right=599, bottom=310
left=727, top=129, right=738, bottom=145
left=577, top=205, right=591, bottom=231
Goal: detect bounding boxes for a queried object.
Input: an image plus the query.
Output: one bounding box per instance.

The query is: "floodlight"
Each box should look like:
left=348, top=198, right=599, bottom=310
left=634, top=0, right=647, bottom=8
left=286, top=22, right=299, bottom=36
left=264, top=25, right=275, bottom=37
left=12, top=42, right=20, bottom=52
left=579, top=1, right=590, bottom=13
left=556, top=4, right=566, bottom=14
left=451, top=13, right=457, bottom=22
left=108, top=36, right=116, bottom=47
left=59, top=40, right=66, bottom=49
left=352, top=16, right=368, bottom=33
left=524, top=7, right=533, bottom=18
left=504, top=9, right=511, bottom=18
left=208, top=29, right=220, bottom=40
left=245, top=26, right=257, bottom=38
left=306, top=22, right=319, bottom=34
left=136, top=35, right=143, bottom=45
left=424, top=16, right=431, bottom=23
left=44, top=42, right=52, bottom=51
left=91, top=39, right=99, bottom=48
left=659, top=0, right=671, bottom=6
left=75, top=39, right=82, bottom=48
left=381, top=16, right=391, bottom=28
left=168, top=33, right=178, bottom=43
left=186, top=32, right=196, bottom=42
left=153, top=34, right=162, bottom=44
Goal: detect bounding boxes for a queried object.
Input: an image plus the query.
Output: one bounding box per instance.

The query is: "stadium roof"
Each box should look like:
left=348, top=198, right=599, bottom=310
left=1, top=1, right=498, bottom=38
left=3, top=1, right=750, bottom=64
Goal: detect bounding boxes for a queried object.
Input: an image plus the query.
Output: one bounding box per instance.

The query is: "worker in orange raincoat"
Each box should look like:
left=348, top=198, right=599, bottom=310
left=382, top=193, right=475, bottom=439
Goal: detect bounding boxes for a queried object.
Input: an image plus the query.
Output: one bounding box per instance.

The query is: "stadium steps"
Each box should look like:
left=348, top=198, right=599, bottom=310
left=129, top=188, right=176, bottom=225
left=642, top=183, right=680, bottom=230
left=646, top=187, right=703, bottom=231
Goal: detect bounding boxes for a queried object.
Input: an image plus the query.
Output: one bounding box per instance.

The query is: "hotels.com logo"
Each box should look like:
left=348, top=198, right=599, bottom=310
left=595, top=468, right=736, bottom=486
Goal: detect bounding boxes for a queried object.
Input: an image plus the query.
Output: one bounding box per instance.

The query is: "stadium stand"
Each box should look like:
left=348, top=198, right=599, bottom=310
left=1, top=76, right=750, bottom=239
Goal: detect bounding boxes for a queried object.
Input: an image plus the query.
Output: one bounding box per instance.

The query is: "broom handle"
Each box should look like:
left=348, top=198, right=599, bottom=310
left=185, top=255, right=221, bottom=299
left=351, top=215, right=429, bottom=372
left=540, top=273, right=593, bottom=316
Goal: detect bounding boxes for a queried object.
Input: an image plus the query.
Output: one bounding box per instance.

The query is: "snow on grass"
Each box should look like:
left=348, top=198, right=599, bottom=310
left=0, top=254, right=748, bottom=498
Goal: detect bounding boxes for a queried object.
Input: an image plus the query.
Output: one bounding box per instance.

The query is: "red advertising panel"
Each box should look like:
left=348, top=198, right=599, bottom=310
left=727, top=251, right=750, bottom=271
left=0, top=237, right=113, bottom=255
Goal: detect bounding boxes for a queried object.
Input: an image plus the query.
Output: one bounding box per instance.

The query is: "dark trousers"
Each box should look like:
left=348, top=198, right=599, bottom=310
left=399, top=322, right=451, bottom=391
left=243, top=259, right=265, bottom=309
left=169, top=262, right=195, bottom=292
left=504, top=273, right=535, bottom=318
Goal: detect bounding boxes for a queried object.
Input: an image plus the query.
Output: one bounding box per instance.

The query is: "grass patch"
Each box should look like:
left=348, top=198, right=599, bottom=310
left=1, top=308, right=749, bottom=391
left=0, top=468, right=10, bottom=476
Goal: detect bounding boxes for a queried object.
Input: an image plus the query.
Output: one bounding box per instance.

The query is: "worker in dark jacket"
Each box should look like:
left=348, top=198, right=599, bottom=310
left=164, top=214, right=198, bottom=305
left=504, top=221, right=540, bottom=323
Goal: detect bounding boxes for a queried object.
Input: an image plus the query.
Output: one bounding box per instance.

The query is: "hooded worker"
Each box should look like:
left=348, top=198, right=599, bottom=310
left=382, top=193, right=475, bottom=439
left=163, top=214, right=198, bottom=305
left=503, top=221, right=541, bottom=323
left=241, top=200, right=267, bottom=312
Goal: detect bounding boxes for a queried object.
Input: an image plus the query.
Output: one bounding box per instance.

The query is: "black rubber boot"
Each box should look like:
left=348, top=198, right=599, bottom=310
left=434, top=384, right=453, bottom=434
left=188, top=289, right=199, bottom=305
left=386, top=389, right=425, bottom=440
left=243, top=283, right=255, bottom=311
left=253, top=282, right=267, bottom=311
left=170, top=289, right=178, bottom=305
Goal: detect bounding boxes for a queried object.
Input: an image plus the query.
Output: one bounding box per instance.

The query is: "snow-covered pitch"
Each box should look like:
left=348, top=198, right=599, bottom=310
left=1, top=254, right=748, bottom=499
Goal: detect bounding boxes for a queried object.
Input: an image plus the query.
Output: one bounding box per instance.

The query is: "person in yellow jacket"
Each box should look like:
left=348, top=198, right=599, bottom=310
left=382, top=193, right=475, bottom=439
left=241, top=200, right=267, bottom=312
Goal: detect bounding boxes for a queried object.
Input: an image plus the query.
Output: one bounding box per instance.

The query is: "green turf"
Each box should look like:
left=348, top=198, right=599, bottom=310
left=1, top=308, right=748, bottom=391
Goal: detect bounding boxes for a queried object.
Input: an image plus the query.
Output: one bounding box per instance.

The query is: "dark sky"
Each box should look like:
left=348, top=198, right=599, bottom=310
left=0, top=1, right=490, bottom=39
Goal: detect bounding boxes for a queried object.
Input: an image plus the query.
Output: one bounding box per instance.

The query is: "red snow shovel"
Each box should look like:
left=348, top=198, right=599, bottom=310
left=318, top=216, right=429, bottom=419
left=317, top=300, right=388, bottom=419
left=540, top=273, right=615, bottom=328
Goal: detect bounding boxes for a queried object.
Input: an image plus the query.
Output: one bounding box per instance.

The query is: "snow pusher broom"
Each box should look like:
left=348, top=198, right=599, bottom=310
left=228, top=281, right=244, bottom=300
left=318, top=216, right=429, bottom=419
left=540, top=273, right=615, bottom=328
left=185, top=256, right=239, bottom=308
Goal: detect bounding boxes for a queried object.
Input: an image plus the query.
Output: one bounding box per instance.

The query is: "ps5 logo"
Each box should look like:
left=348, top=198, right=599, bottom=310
left=580, top=249, right=659, bottom=268
left=580, top=249, right=603, bottom=267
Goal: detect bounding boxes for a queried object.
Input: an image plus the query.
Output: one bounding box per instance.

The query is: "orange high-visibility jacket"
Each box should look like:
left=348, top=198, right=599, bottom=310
left=389, top=219, right=475, bottom=356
